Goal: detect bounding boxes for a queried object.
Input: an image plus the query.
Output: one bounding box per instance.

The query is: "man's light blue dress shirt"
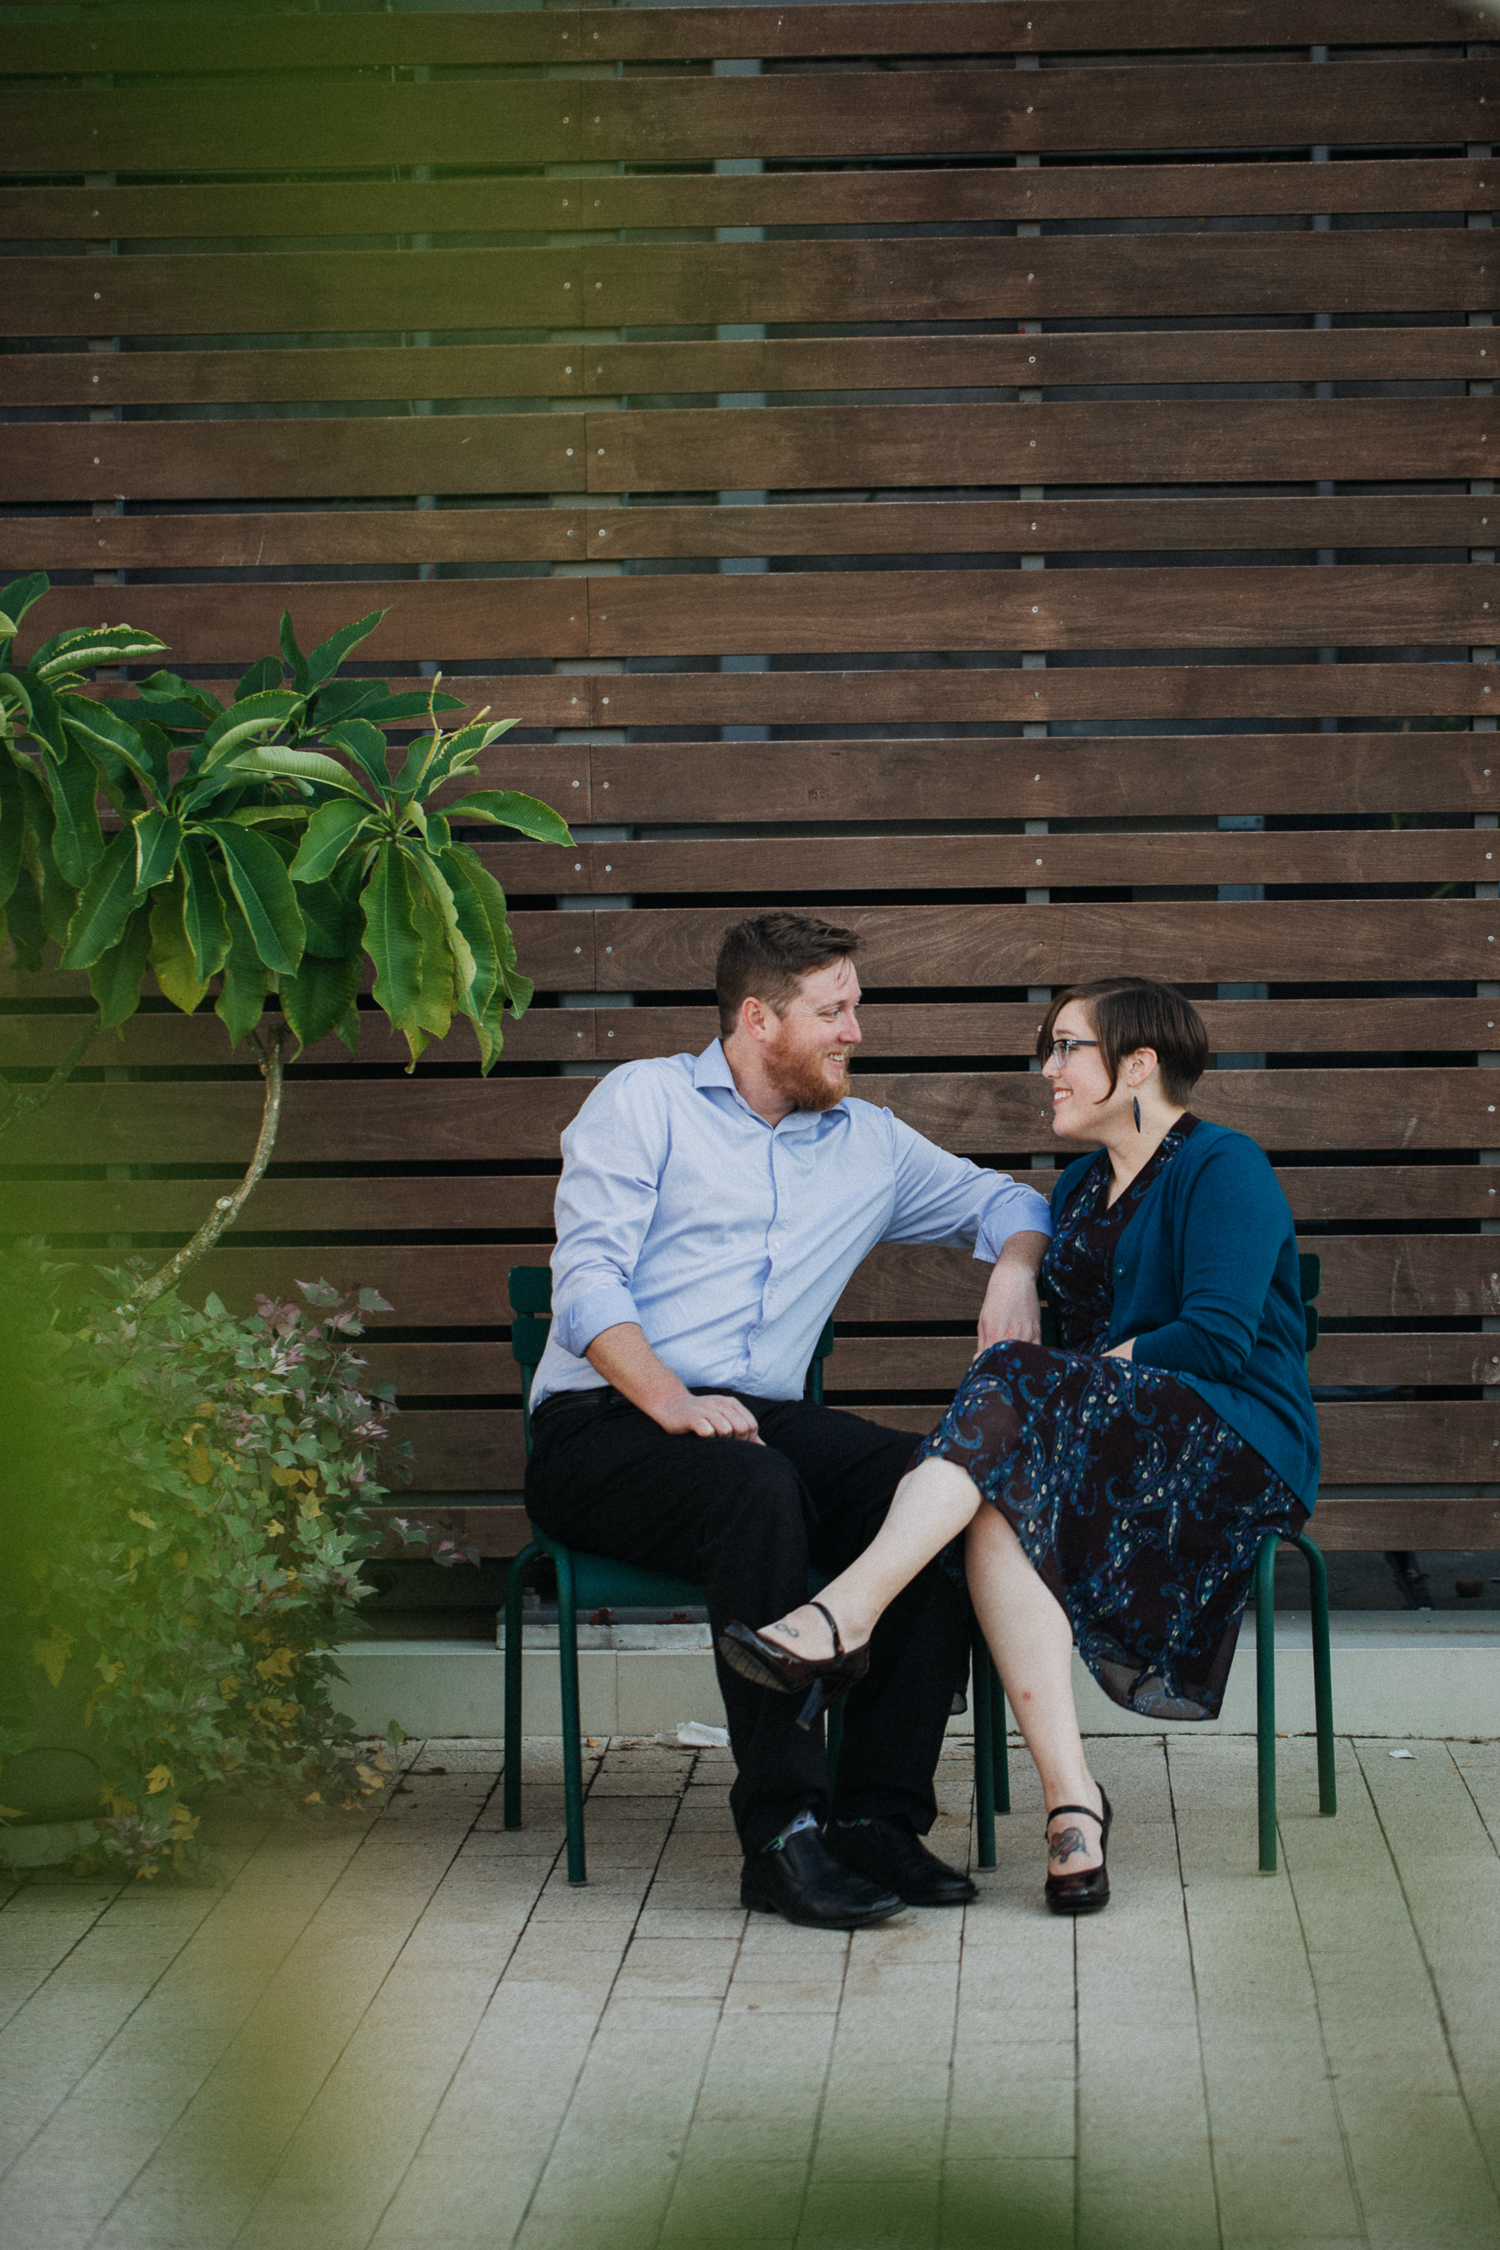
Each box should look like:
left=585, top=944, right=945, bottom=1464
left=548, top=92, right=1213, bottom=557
left=531, top=1041, right=1052, bottom=1409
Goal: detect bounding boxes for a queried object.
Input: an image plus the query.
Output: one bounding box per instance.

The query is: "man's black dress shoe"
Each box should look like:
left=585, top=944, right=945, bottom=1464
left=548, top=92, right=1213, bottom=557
left=826, top=1816, right=978, bottom=1908
left=740, top=1825, right=903, bottom=1930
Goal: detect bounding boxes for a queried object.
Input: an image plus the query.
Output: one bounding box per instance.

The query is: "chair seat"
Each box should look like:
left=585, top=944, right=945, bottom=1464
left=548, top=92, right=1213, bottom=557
left=543, top=1538, right=832, bottom=1616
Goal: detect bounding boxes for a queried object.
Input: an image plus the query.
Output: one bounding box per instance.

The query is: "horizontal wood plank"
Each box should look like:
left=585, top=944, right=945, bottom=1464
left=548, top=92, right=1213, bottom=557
left=583, top=667, right=1500, bottom=725
left=10, top=494, right=1496, bottom=574
left=172, top=1234, right=1500, bottom=1328
left=580, top=61, right=1498, bottom=164
left=495, top=828, right=1500, bottom=894
left=0, top=352, right=586, bottom=413
left=4, top=1161, right=1498, bottom=1237
left=584, top=565, right=1496, bottom=657
left=8, top=5, right=1478, bottom=73
left=585, top=234, right=1493, bottom=330
left=2, top=163, right=1494, bottom=244
left=586, top=733, right=1493, bottom=821
left=4, top=83, right=577, bottom=175
left=17, top=582, right=587, bottom=665
left=2, top=418, right=585, bottom=504
left=2, top=249, right=584, bottom=344
left=578, top=496, right=1500, bottom=563
left=8, top=997, right=1497, bottom=1077
left=591, top=400, right=1496, bottom=496
left=9, top=1062, right=1490, bottom=1167
left=594, top=902, right=1490, bottom=995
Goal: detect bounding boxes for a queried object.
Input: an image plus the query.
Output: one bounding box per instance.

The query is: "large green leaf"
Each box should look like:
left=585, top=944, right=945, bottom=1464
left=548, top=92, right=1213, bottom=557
left=5, top=866, right=45, bottom=971
left=132, top=806, right=182, bottom=892
left=235, top=657, right=283, bottom=702
left=41, top=729, right=106, bottom=888
left=304, top=607, right=386, bottom=689
left=148, top=876, right=209, bottom=1015
left=441, top=789, right=573, bottom=845
left=214, top=891, right=272, bottom=1049
left=60, top=692, right=168, bottom=798
left=23, top=674, right=69, bottom=761
left=409, top=845, right=477, bottom=1008
left=278, top=612, right=309, bottom=692
left=179, top=836, right=232, bottom=982
left=133, top=671, right=223, bottom=728
left=0, top=754, right=25, bottom=911
left=294, top=869, right=360, bottom=959
left=197, top=819, right=305, bottom=976
left=360, top=840, right=424, bottom=1036
left=335, top=685, right=463, bottom=726
left=228, top=741, right=373, bottom=798
left=59, top=829, right=138, bottom=971
left=32, top=625, right=167, bottom=683
left=0, top=573, right=49, bottom=655
left=200, top=689, right=306, bottom=770
left=87, top=901, right=152, bottom=1030
left=319, top=717, right=394, bottom=791
left=281, top=944, right=364, bottom=1053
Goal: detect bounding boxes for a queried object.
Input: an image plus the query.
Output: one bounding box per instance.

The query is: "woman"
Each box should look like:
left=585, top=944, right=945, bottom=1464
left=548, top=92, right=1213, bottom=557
left=720, top=978, right=1319, bottom=1914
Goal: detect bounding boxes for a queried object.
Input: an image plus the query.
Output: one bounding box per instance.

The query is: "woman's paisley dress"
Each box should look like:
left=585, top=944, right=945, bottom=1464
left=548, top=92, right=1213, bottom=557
left=913, top=1116, right=1307, bottom=1720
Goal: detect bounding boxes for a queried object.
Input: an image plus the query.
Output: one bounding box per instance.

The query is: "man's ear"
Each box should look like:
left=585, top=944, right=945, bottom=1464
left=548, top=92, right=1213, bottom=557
left=739, top=993, right=773, bottom=1044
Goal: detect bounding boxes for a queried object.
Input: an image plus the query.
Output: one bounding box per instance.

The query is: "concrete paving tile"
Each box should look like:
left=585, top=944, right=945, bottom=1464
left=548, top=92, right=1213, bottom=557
left=0, top=1887, right=123, bottom=2035
left=939, top=2159, right=1074, bottom=2250
left=813, top=2100, right=949, bottom=2179
left=946, top=2040, right=1076, bottom=2162
left=635, top=1905, right=748, bottom=1940
left=614, top=1937, right=740, bottom=2001
left=656, top=1832, right=746, bottom=1869
left=847, top=1911, right=963, bottom=1966
left=672, top=1797, right=741, bottom=1832
left=797, top=2167, right=942, bottom=2250
left=659, top=2158, right=809, bottom=2245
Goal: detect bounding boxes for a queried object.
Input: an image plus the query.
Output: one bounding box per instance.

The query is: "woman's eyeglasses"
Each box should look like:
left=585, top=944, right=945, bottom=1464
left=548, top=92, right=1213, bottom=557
left=1044, top=1038, right=1099, bottom=1065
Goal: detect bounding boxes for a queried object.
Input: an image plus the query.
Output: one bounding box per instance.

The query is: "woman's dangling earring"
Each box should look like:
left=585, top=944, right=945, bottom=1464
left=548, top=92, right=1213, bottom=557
left=1133, top=1095, right=1142, bottom=1133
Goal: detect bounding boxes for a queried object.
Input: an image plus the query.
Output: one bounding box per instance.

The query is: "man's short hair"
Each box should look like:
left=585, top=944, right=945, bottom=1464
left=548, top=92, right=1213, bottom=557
left=1037, top=977, right=1209, bottom=1107
left=715, top=912, right=861, bottom=1039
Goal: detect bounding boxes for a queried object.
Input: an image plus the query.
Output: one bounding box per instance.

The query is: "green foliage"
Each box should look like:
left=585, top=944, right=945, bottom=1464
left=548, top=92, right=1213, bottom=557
left=0, top=580, right=571, bottom=1070
left=0, top=1248, right=427, bottom=1879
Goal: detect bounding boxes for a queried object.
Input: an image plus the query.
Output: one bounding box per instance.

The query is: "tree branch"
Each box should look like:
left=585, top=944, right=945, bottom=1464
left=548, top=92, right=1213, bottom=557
left=127, top=1019, right=288, bottom=1311
left=0, top=1011, right=102, bottom=1147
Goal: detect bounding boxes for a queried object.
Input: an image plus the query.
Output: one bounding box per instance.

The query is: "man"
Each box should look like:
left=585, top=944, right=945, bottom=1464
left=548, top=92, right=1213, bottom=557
left=525, top=912, right=1050, bottom=1929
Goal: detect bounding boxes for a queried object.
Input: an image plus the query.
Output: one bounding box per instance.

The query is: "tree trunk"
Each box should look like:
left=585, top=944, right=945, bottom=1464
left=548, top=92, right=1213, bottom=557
left=0, top=1011, right=101, bottom=1148
left=128, top=1020, right=287, bottom=1311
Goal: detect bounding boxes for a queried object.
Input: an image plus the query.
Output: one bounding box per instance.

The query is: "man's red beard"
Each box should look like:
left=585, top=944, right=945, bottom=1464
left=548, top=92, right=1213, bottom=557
left=764, top=1043, right=851, bottom=1114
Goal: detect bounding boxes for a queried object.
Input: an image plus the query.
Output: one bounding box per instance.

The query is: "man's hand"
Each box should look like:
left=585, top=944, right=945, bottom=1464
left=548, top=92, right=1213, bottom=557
left=974, top=1230, right=1048, bottom=1357
left=650, top=1388, right=764, bottom=1442
left=584, top=1322, right=764, bottom=1442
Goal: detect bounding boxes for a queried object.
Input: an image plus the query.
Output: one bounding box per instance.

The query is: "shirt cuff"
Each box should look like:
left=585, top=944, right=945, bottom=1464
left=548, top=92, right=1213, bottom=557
left=974, top=1188, right=1053, bottom=1264
left=553, top=1279, right=642, bottom=1360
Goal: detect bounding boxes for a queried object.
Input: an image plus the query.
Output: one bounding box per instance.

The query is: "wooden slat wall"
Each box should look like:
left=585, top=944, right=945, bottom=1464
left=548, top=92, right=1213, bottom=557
left=4, top=0, right=1499, bottom=1553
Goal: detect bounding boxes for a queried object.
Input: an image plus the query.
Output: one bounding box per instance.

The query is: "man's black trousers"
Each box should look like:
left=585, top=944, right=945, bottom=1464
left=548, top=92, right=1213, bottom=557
left=523, top=1390, right=970, bottom=1854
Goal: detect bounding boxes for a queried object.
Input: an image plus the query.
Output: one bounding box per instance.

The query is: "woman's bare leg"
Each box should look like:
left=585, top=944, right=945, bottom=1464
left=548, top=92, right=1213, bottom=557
left=966, top=1502, right=1105, bottom=1874
left=753, top=1456, right=983, bottom=1657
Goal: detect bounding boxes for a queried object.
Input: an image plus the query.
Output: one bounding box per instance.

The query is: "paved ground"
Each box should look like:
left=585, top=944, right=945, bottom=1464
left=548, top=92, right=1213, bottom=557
left=2, top=1732, right=1498, bottom=2250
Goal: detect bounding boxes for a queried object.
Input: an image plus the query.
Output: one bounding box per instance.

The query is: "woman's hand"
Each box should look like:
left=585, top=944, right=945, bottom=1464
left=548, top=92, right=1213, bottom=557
left=974, top=1235, right=1047, bottom=1356
left=1102, top=1338, right=1135, bottom=1362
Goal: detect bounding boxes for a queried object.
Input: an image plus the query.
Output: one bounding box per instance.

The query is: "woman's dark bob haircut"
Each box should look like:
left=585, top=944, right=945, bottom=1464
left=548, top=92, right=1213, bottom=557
left=1037, top=978, right=1209, bottom=1108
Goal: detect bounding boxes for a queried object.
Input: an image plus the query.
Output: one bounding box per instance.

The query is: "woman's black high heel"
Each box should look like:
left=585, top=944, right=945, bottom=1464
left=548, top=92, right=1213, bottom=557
left=1043, top=1789, right=1112, bottom=1915
left=718, top=1600, right=871, bottom=1731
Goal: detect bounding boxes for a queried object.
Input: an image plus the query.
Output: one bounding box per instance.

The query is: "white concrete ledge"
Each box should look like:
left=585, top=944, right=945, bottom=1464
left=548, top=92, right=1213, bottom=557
left=332, top=1613, right=1500, bottom=1742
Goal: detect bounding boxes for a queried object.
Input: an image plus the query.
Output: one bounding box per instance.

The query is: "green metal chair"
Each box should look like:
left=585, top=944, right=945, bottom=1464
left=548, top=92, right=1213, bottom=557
left=1249, top=1251, right=1336, bottom=1871
left=502, top=1265, right=1008, bottom=1884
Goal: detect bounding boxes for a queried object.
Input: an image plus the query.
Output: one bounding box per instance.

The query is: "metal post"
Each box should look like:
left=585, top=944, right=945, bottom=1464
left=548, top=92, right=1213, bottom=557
left=502, top=1541, right=541, bottom=1831
left=972, top=1626, right=997, bottom=1868
left=1297, top=1534, right=1338, bottom=1817
left=1254, top=1534, right=1278, bottom=1873
left=553, top=1545, right=588, bottom=1883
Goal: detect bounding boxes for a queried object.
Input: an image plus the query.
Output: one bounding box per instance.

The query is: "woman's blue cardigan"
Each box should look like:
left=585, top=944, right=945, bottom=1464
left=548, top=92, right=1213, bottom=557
left=1053, top=1120, right=1321, bottom=1507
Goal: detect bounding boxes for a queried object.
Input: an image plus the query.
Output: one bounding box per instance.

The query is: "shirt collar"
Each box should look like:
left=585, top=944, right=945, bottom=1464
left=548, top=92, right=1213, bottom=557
left=694, top=1039, right=850, bottom=1130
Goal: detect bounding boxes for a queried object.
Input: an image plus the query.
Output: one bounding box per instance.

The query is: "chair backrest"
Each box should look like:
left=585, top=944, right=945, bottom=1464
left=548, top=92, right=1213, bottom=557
left=507, top=1266, right=834, bottom=1458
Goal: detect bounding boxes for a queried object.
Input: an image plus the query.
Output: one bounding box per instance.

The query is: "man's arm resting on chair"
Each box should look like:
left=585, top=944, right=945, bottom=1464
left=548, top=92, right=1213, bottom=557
left=974, top=1231, right=1049, bottom=1357
left=585, top=1322, right=765, bottom=1443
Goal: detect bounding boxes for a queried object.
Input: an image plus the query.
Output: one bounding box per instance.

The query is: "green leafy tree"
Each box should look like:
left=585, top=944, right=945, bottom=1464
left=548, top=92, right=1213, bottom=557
left=0, top=574, right=571, bottom=1300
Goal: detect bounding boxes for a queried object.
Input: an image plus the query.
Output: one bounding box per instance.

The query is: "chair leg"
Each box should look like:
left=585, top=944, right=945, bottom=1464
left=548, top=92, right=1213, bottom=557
left=826, top=1700, right=843, bottom=1799
left=502, top=1541, right=541, bottom=1831
left=989, top=1650, right=1010, bottom=1816
left=1254, top=1532, right=1278, bottom=1874
left=971, top=1626, right=996, bottom=1870
left=1296, top=1532, right=1337, bottom=1818
left=553, top=1545, right=588, bottom=1885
